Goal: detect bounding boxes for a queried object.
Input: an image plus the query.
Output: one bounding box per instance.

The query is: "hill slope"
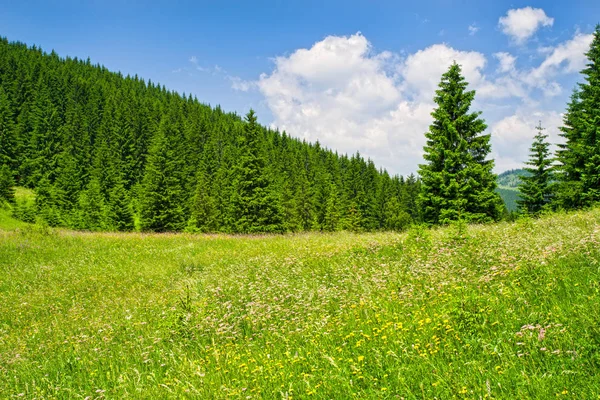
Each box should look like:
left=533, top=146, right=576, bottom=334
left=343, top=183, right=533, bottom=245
left=496, top=169, right=529, bottom=211
left=1, top=210, right=599, bottom=398
left=0, top=37, right=419, bottom=233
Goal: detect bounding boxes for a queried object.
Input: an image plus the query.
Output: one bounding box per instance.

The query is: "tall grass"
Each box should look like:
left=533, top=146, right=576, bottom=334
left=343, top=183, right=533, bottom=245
left=1, top=208, right=599, bottom=398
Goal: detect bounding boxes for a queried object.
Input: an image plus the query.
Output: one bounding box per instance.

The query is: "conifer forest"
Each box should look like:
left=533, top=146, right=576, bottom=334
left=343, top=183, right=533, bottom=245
left=0, top=38, right=421, bottom=233
left=2, top=5, right=600, bottom=399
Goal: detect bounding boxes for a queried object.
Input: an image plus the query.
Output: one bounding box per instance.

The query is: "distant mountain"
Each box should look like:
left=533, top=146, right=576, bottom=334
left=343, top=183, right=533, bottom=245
left=495, top=169, right=529, bottom=211
left=497, top=169, right=530, bottom=188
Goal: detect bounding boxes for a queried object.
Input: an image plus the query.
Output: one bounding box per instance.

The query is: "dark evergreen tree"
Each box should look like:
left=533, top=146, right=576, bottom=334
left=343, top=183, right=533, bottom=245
left=383, top=196, right=412, bottom=231
left=0, top=164, right=15, bottom=203
left=187, top=167, right=217, bottom=233
left=418, top=63, right=502, bottom=224
left=107, top=182, right=134, bottom=231
left=139, top=116, right=186, bottom=232
left=0, top=88, right=17, bottom=171
left=77, top=177, right=109, bottom=231
left=323, top=183, right=341, bottom=232
left=517, top=122, right=554, bottom=214
left=35, top=176, right=61, bottom=226
left=555, top=25, right=600, bottom=208
left=230, top=110, right=283, bottom=233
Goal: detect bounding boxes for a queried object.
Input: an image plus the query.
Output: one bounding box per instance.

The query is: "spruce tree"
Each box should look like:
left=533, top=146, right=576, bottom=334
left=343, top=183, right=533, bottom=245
left=139, top=122, right=185, bottom=232
left=0, top=164, right=15, bottom=203
left=555, top=25, right=600, bottom=208
left=107, top=182, right=134, bottom=231
left=77, top=177, right=109, bottom=231
left=517, top=122, right=554, bottom=214
left=0, top=88, right=17, bottom=172
left=323, top=183, right=341, bottom=231
left=231, top=110, right=283, bottom=233
left=418, top=63, right=503, bottom=224
left=187, top=167, right=217, bottom=233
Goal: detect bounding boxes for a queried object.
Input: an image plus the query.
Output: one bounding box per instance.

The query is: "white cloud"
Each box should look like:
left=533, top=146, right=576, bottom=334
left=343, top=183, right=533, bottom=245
left=494, top=52, right=517, bottom=73
left=229, top=76, right=255, bottom=92
left=499, top=7, right=554, bottom=44
left=468, top=24, right=480, bottom=36
left=256, top=34, right=495, bottom=174
left=248, top=29, right=591, bottom=175
left=399, top=43, right=488, bottom=101
left=526, top=32, right=593, bottom=83
left=490, top=110, right=563, bottom=171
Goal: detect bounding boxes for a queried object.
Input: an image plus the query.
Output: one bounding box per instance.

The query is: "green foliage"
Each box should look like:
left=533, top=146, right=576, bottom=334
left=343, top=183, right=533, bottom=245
left=0, top=164, right=15, bottom=203
left=187, top=168, right=217, bottom=233
left=495, top=187, right=520, bottom=212
left=139, top=109, right=186, bottom=232
left=418, top=63, right=503, bottom=225
left=383, top=196, right=412, bottom=231
left=107, top=183, right=134, bottom=231
left=230, top=110, right=283, bottom=233
left=12, top=199, right=36, bottom=223
left=517, top=122, right=554, bottom=214
left=76, top=178, right=109, bottom=231
left=0, top=37, right=417, bottom=233
left=555, top=25, right=600, bottom=208
left=496, top=169, right=530, bottom=188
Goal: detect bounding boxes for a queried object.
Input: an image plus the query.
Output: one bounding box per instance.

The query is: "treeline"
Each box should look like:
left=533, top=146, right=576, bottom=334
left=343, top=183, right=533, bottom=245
left=516, top=26, right=600, bottom=215
left=0, top=37, right=420, bottom=232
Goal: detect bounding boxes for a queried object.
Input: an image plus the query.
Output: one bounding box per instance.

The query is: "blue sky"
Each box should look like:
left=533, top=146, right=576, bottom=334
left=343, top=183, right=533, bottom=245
left=1, top=0, right=599, bottom=175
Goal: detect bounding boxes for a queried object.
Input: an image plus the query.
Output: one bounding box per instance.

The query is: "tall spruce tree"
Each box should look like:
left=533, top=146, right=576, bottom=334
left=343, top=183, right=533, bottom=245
left=231, top=110, right=283, bottom=233
left=0, top=88, right=17, bottom=172
left=555, top=25, right=600, bottom=208
left=517, top=122, right=554, bottom=214
left=0, top=164, right=15, bottom=203
left=418, top=63, right=503, bottom=224
left=139, top=117, right=186, bottom=232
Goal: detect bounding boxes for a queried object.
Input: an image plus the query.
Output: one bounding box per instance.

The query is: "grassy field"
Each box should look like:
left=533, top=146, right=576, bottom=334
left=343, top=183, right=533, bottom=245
left=1, top=206, right=600, bottom=399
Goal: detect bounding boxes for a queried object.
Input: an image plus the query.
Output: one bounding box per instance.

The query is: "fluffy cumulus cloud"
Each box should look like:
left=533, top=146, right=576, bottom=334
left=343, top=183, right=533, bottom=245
left=525, top=32, right=593, bottom=87
left=256, top=33, right=496, bottom=174
left=499, top=7, right=554, bottom=44
left=233, top=15, right=592, bottom=175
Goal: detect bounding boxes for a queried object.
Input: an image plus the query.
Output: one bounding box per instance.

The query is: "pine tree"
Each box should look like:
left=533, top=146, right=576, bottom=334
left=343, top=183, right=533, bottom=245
left=77, top=177, right=109, bottom=231
left=383, top=196, right=412, bottom=231
left=35, top=176, right=61, bottom=226
left=555, top=25, right=600, bottom=208
left=517, top=122, right=554, bottom=214
left=187, top=167, right=217, bottom=233
left=0, top=88, right=17, bottom=172
left=107, top=182, right=134, bottom=231
left=323, top=183, right=341, bottom=231
left=139, top=121, right=185, bottom=232
left=231, top=110, right=283, bottom=233
left=0, top=164, right=15, bottom=203
left=418, top=63, right=503, bottom=224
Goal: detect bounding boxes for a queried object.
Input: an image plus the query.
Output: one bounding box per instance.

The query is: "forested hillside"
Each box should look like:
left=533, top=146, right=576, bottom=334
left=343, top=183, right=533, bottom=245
left=497, top=169, right=528, bottom=188
left=0, top=38, right=420, bottom=232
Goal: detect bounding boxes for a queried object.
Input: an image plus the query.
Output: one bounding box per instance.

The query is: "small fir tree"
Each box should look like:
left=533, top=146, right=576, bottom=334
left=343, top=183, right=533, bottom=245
left=517, top=122, right=554, bottom=214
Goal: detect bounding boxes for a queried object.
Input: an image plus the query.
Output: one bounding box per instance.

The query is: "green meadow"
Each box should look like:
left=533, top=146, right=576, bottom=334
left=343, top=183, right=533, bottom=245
left=1, top=203, right=600, bottom=399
